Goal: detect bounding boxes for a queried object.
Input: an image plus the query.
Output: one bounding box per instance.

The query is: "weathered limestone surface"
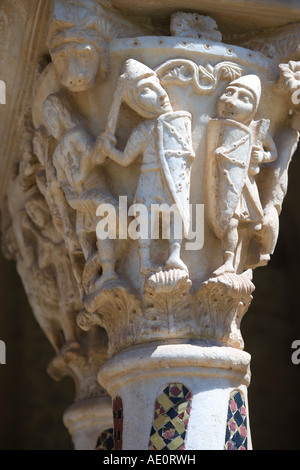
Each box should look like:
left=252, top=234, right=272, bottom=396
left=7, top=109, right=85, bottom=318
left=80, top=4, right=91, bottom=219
left=1, top=0, right=300, bottom=450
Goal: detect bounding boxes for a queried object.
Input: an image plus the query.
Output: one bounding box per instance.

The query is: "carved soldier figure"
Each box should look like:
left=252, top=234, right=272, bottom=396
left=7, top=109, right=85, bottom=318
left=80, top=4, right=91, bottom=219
left=99, top=59, right=195, bottom=276
left=206, top=75, right=277, bottom=275
left=41, top=92, right=121, bottom=296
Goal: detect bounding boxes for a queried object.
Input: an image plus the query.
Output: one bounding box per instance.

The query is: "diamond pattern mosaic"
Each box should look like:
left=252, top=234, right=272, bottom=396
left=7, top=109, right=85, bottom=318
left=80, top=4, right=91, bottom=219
left=113, top=396, right=123, bottom=450
left=95, top=428, right=114, bottom=450
left=148, top=383, right=193, bottom=450
left=224, top=390, right=248, bottom=450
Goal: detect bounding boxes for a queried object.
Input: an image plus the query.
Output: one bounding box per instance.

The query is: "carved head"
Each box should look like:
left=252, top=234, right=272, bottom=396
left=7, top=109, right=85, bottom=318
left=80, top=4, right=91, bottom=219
left=170, top=12, right=222, bottom=42
left=42, top=93, right=80, bottom=140
left=121, top=59, right=173, bottom=119
left=217, top=75, right=262, bottom=125
left=47, top=29, right=109, bottom=92
left=25, top=196, right=51, bottom=230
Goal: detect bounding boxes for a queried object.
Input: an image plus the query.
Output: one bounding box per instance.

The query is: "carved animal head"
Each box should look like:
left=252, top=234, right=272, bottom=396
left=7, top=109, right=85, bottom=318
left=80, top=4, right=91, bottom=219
left=48, top=29, right=109, bottom=92
left=170, top=12, right=222, bottom=42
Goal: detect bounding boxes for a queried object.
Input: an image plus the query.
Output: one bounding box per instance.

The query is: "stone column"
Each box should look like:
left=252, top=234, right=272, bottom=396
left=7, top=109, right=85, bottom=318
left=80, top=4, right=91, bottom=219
left=99, top=342, right=251, bottom=450
left=1, top=0, right=300, bottom=450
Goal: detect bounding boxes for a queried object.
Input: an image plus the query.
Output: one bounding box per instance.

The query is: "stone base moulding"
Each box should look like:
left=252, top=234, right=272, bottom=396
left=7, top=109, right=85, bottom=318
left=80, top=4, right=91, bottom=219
left=63, top=396, right=113, bottom=450
left=98, top=341, right=252, bottom=450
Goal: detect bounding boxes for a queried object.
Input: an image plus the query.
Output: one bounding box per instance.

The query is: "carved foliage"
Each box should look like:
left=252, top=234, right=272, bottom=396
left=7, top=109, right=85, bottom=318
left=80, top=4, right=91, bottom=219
left=77, top=280, right=143, bottom=356
left=195, top=272, right=255, bottom=349
left=170, top=12, right=222, bottom=42
left=156, top=60, right=243, bottom=94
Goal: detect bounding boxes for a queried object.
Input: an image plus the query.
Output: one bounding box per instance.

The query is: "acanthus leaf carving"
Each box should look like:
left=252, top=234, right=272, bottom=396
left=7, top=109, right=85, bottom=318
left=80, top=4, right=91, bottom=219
left=77, top=281, right=143, bottom=356
left=195, top=270, right=255, bottom=349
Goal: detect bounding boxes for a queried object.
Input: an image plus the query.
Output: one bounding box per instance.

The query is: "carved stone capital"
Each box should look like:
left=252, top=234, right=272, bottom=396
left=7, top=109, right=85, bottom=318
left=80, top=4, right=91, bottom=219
left=1, top=0, right=300, bottom=450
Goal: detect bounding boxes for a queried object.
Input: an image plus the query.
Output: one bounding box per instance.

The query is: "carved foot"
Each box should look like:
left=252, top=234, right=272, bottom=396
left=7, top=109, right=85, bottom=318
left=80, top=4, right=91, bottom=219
left=82, top=278, right=125, bottom=314
left=165, top=256, right=188, bottom=272
left=94, top=270, right=120, bottom=290
left=146, top=268, right=191, bottom=293
left=82, top=253, right=119, bottom=294
left=140, top=262, right=163, bottom=276
left=212, top=251, right=235, bottom=277
left=77, top=309, right=100, bottom=332
left=47, top=340, right=83, bottom=381
left=212, top=263, right=236, bottom=277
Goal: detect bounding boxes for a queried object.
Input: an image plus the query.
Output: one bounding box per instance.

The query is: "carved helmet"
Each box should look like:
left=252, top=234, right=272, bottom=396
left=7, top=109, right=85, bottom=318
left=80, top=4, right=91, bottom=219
left=107, top=59, right=168, bottom=124
left=123, top=59, right=164, bottom=118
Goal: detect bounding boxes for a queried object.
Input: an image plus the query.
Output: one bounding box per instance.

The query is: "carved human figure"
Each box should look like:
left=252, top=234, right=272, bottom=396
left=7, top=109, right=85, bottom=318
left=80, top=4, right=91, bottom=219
left=41, top=92, right=120, bottom=295
left=206, top=75, right=277, bottom=275
left=99, top=59, right=195, bottom=276
left=16, top=193, right=80, bottom=353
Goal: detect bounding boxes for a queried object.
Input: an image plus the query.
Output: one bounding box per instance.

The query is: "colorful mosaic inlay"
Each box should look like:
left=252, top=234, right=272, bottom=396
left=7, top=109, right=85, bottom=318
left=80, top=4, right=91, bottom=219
left=224, top=390, right=248, bottom=450
left=148, top=383, right=193, bottom=451
left=113, top=396, right=123, bottom=450
left=95, top=428, right=114, bottom=450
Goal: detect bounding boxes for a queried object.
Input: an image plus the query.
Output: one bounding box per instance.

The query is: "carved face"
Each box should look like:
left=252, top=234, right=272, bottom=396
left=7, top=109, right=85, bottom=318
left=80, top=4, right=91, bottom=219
left=51, top=43, right=100, bottom=92
left=135, top=77, right=172, bottom=117
left=42, top=96, right=75, bottom=141
left=42, top=103, right=62, bottom=140
left=26, top=203, right=50, bottom=230
left=217, top=86, right=256, bottom=124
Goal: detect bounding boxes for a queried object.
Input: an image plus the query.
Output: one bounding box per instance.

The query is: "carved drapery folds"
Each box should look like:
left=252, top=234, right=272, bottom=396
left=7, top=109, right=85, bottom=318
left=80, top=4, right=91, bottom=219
left=1, top=0, right=300, bottom=447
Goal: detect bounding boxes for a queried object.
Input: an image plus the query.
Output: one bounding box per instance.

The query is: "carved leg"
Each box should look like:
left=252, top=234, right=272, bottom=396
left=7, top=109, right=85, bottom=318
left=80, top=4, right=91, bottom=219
left=138, top=238, right=162, bottom=275
left=139, top=241, right=153, bottom=275
left=95, top=238, right=119, bottom=287
left=59, top=306, right=80, bottom=347
left=214, top=217, right=239, bottom=276
left=77, top=230, right=96, bottom=261
left=166, top=241, right=188, bottom=272
left=165, top=215, right=188, bottom=272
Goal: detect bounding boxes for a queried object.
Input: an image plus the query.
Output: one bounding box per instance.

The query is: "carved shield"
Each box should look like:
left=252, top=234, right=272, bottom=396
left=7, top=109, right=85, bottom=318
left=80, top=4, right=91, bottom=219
left=156, top=111, right=195, bottom=237
left=206, top=119, right=253, bottom=239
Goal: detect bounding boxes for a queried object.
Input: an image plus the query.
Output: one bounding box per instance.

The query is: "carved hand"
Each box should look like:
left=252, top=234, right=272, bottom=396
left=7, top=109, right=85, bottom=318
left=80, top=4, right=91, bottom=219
left=95, top=132, right=116, bottom=164
left=251, top=145, right=265, bottom=164
left=250, top=145, right=264, bottom=175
